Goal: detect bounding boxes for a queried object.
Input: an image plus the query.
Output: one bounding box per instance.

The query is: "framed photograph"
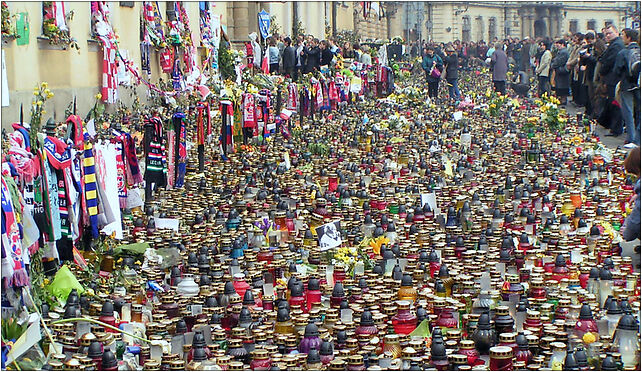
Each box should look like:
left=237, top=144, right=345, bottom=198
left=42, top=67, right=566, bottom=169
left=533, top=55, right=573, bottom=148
left=315, top=221, right=342, bottom=251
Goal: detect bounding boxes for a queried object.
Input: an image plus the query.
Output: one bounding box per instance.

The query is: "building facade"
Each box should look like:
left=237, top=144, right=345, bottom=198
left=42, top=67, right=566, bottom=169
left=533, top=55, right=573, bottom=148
left=418, top=1, right=638, bottom=43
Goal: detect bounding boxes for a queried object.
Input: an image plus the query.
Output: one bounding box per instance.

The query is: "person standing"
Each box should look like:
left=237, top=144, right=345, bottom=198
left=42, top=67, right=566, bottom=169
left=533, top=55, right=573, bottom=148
left=550, top=39, right=570, bottom=105
left=295, top=36, right=305, bottom=80
left=268, top=37, right=280, bottom=74
left=614, top=28, right=641, bottom=147
left=598, top=25, right=625, bottom=136
left=536, top=41, right=552, bottom=97
left=444, top=46, right=461, bottom=101
left=282, top=37, right=296, bottom=79
left=580, top=32, right=598, bottom=117
left=566, top=33, right=584, bottom=105
left=490, top=42, right=509, bottom=94
left=304, top=38, right=321, bottom=74
left=320, top=40, right=333, bottom=68
left=422, top=46, right=443, bottom=99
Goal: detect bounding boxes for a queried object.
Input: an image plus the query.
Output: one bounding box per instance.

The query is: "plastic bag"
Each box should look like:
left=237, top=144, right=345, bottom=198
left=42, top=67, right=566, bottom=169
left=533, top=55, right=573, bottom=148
left=46, top=265, right=84, bottom=304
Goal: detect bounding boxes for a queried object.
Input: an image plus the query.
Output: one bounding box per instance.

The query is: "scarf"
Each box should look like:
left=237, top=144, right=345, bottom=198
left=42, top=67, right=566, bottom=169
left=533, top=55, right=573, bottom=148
left=1, top=176, right=28, bottom=288
left=141, top=42, right=151, bottom=77
left=66, top=115, right=84, bottom=149
left=242, top=93, right=257, bottom=128
left=43, top=136, right=72, bottom=170
left=93, top=2, right=118, bottom=104
left=171, top=58, right=183, bottom=91
left=314, top=81, right=324, bottom=109
left=220, top=100, right=234, bottom=156
left=173, top=112, right=187, bottom=188
left=10, top=123, right=31, bottom=152
left=144, top=116, right=167, bottom=191
left=123, top=131, right=142, bottom=185
left=287, top=83, right=298, bottom=111
left=82, top=131, right=99, bottom=238
left=233, top=101, right=243, bottom=137
left=110, top=131, right=127, bottom=208
left=68, top=150, right=83, bottom=241
left=55, top=168, right=73, bottom=261
left=320, top=81, right=331, bottom=112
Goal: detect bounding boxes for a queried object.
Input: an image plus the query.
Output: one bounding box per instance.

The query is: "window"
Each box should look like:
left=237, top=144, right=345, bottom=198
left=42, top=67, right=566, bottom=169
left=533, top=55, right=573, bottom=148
left=43, top=1, right=70, bottom=37
left=119, top=2, right=134, bottom=7
left=569, top=19, right=578, bottom=34
left=475, top=16, right=484, bottom=42
left=166, top=1, right=177, bottom=22
left=462, top=16, right=471, bottom=42
left=488, top=17, right=497, bottom=41
left=587, top=19, right=596, bottom=31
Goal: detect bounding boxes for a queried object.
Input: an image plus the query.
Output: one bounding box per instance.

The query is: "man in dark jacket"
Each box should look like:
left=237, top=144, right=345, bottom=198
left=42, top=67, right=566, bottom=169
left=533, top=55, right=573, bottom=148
left=320, top=40, right=333, bottom=67
left=599, top=25, right=625, bottom=98
left=444, top=46, right=461, bottom=101
left=304, top=39, right=321, bottom=74
left=614, top=28, right=641, bottom=146
left=550, top=39, right=570, bottom=105
left=282, top=37, right=296, bottom=79
left=598, top=25, right=625, bottom=135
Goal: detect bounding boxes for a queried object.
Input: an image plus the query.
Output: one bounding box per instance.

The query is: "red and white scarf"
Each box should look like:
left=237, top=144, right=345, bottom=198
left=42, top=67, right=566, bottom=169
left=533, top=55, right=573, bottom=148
left=287, top=83, right=298, bottom=111
left=242, top=93, right=257, bottom=128
left=92, top=2, right=118, bottom=104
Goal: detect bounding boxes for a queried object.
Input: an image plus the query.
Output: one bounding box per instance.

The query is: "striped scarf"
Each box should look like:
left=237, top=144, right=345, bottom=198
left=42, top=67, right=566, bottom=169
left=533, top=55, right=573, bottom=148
left=2, top=175, right=28, bottom=288
left=172, top=112, right=187, bottom=188
left=82, top=131, right=99, bottom=238
left=144, top=117, right=167, bottom=190
left=92, top=2, right=118, bottom=104
left=56, top=168, right=73, bottom=261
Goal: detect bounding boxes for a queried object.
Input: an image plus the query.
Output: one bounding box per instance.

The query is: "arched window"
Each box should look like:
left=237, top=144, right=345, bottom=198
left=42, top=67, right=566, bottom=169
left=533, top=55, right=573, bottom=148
left=462, top=16, right=471, bottom=42
left=587, top=19, right=597, bottom=31
left=488, top=17, right=497, bottom=41
left=569, top=19, right=578, bottom=34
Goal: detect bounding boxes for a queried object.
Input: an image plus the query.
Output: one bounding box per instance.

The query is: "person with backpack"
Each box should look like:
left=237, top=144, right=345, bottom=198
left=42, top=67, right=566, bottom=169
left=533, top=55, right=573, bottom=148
left=614, top=28, right=640, bottom=147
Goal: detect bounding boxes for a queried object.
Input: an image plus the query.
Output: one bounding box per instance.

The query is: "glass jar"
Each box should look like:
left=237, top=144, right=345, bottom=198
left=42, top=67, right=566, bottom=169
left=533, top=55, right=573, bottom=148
left=392, top=301, right=417, bottom=335
left=548, top=342, right=566, bottom=371
left=176, top=274, right=200, bottom=298
left=490, top=346, right=514, bottom=371
left=383, top=335, right=402, bottom=358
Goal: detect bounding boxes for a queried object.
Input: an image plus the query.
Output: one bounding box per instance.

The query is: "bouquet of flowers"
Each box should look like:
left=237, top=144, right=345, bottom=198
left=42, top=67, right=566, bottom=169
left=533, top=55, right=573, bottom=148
left=485, top=90, right=518, bottom=117
left=535, top=92, right=567, bottom=133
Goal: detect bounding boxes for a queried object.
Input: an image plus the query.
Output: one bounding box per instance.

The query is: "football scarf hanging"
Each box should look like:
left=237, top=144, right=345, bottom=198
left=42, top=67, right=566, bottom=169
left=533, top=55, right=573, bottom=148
left=110, top=130, right=128, bottom=208
left=82, top=130, right=100, bottom=238
left=144, top=116, right=168, bottom=193
left=287, top=83, right=298, bottom=111
left=1, top=176, right=28, bottom=288
left=160, top=48, right=174, bottom=73
left=43, top=136, right=72, bottom=170
left=66, top=115, right=84, bottom=149
left=173, top=112, right=187, bottom=188
left=220, top=100, right=234, bottom=157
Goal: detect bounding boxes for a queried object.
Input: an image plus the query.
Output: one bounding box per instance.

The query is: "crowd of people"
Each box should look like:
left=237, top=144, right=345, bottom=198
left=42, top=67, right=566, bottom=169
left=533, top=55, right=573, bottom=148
left=248, top=27, right=640, bottom=149
left=249, top=33, right=376, bottom=81
left=414, top=26, right=640, bottom=148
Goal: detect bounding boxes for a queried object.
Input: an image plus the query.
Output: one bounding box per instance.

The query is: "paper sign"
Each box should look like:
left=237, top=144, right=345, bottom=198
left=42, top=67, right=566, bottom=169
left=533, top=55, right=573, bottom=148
left=262, top=283, right=275, bottom=297
left=398, top=259, right=409, bottom=272
left=316, top=221, right=342, bottom=251
left=570, top=249, right=583, bottom=264
left=284, top=152, right=291, bottom=169
left=496, top=263, right=506, bottom=277
left=126, top=188, right=144, bottom=209
left=341, top=309, right=353, bottom=323
left=453, top=111, right=463, bottom=121
left=187, top=304, right=203, bottom=316
left=155, top=218, right=179, bottom=232
left=171, top=335, right=184, bottom=355
left=480, top=272, right=491, bottom=292
left=86, top=118, right=96, bottom=137
left=326, top=265, right=334, bottom=288
left=445, top=159, right=454, bottom=177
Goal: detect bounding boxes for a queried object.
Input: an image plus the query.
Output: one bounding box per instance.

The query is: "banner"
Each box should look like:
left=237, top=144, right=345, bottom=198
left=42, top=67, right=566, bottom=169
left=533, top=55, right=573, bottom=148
left=211, top=13, right=221, bottom=70
left=258, top=10, right=270, bottom=39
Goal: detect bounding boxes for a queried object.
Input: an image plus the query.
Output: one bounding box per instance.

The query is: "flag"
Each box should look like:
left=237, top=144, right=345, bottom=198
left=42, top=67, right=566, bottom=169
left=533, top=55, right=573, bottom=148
left=261, top=50, right=269, bottom=74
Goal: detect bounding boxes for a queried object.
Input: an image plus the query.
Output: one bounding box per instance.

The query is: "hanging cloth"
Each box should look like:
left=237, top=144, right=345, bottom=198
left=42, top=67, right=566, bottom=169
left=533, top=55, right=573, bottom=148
left=82, top=131, right=100, bottom=238
left=173, top=112, right=187, bottom=188
left=160, top=48, right=174, bottom=73
left=171, top=56, right=183, bottom=91
left=287, top=83, right=298, bottom=111
left=144, top=116, right=167, bottom=191
left=220, top=100, right=234, bottom=157
left=242, top=93, right=257, bottom=129
left=55, top=168, right=73, bottom=261
left=66, top=115, right=84, bottom=149
left=110, top=130, right=128, bottom=208
left=1, top=176, right=28, bottom=288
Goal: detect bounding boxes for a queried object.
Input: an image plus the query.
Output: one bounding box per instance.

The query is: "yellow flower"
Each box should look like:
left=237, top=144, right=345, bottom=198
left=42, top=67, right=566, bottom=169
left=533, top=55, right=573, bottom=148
left=490, top=104, right=496, bottom=109
left=41, top=110, right=46, bottom=115
left=41, top=82, right=48, bottom=88
left=582, top=332, right=596, bottom=344
left=36, top=101, right=43, bottom=106
left=43, top=278, right=50, bottom=285
left=95, top=93, right=102, bottom=100
left=33, top=91, right=39, bottom=96
left=47, top=93, right=54, bottom=99
left=44, top=89, right=51, bottom=95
